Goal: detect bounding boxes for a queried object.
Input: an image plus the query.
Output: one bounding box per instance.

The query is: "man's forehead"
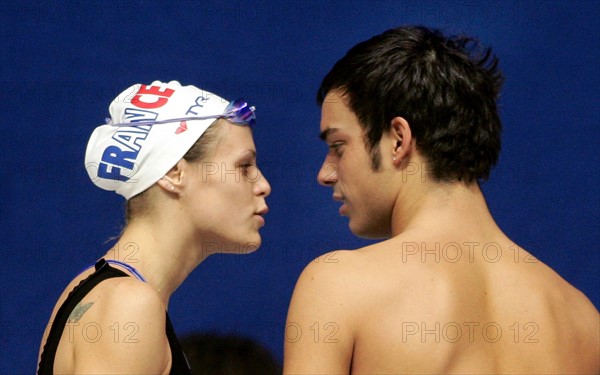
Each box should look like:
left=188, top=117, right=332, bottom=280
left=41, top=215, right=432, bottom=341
left=323, top=90, right=346, bottom=103
left=319, top=94, right=360, bottom=139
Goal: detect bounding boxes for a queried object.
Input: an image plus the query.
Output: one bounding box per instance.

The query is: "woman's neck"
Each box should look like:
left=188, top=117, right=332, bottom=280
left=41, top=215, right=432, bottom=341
left=103, top=217, right=208, bottom=307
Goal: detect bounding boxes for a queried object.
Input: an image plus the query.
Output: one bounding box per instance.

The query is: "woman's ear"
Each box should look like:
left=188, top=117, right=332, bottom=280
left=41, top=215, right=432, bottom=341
left=157, top=159, right=187, bottom=194
left=390, top=116, right=413, bottom=166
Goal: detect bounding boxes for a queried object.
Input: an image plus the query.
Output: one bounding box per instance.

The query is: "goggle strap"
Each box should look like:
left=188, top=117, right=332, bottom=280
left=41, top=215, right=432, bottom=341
left=108, top=114, right=233, bottom=127
left=107, top=99, right=255, bottom=127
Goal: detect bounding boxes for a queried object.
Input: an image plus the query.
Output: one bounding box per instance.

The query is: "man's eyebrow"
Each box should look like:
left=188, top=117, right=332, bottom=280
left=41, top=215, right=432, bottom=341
left=319, top=128, right=339, bottom=141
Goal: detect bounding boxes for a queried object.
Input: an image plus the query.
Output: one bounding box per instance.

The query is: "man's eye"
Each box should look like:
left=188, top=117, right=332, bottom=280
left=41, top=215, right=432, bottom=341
left=329, top=142, right=344, bottom=155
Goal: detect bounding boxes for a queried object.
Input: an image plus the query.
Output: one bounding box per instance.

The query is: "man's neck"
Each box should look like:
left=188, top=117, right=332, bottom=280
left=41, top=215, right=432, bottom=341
left=391, top=181, right=499, bottom=238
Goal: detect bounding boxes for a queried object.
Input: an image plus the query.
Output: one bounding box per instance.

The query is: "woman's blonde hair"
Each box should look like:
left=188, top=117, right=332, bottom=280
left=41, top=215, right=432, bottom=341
left=124, top=120, right=222, bottom=223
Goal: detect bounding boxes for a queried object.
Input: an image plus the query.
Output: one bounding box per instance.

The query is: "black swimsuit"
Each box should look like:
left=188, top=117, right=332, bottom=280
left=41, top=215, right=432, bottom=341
left=38, top=259, right=191, bottom=374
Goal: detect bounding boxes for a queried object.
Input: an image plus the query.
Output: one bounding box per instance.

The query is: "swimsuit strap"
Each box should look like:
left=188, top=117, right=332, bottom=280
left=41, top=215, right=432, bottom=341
left=104, top=260, right=146, bottom=282
left=77, top=259, right=146, bottom=282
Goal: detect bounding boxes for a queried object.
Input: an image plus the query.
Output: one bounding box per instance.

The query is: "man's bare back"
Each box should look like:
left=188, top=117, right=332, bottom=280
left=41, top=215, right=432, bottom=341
left=286, top=228, right=599, bottom=374
left=349, top=235, right=596, bottom=373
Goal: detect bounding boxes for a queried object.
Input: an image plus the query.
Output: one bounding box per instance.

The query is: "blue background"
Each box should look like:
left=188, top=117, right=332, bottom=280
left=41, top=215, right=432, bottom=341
left=1, top=1, right=598, bottom=372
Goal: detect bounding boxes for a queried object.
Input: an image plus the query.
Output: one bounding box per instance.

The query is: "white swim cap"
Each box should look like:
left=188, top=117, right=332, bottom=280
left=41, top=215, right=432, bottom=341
left=85, top=80, right=229, bottom=199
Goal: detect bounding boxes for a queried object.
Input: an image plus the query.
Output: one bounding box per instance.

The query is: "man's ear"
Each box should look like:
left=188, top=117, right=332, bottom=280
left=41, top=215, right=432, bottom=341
left=390, top=116, right=413, bottom=165
left=156, top=159, right=187, bottom=194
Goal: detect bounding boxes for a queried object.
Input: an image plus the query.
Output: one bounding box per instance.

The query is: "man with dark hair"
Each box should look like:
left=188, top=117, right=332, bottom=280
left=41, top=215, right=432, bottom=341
left=284, top=26, right=599, bottom=374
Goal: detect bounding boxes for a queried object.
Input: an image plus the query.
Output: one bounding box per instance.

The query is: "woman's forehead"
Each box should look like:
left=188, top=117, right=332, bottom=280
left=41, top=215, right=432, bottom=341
left=213, top=121, right=256, bottom=157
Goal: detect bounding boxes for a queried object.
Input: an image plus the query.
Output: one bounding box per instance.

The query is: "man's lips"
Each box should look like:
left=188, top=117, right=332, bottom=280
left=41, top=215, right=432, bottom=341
left=333, top=195, right=347, bottom=215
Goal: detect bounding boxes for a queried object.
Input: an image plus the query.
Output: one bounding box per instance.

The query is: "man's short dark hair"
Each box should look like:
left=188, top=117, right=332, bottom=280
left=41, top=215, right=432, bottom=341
left=317, top=25, right=504, bottom=182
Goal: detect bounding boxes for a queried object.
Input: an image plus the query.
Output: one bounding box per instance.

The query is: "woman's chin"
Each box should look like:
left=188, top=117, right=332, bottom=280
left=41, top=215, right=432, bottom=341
left=240, top=236, right=261, bottom=254
left=223, top=235, right=262, bottom=255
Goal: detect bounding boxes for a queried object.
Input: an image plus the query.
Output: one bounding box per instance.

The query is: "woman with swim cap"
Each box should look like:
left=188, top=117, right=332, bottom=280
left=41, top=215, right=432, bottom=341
left=37, top=81, right=271, bottom=374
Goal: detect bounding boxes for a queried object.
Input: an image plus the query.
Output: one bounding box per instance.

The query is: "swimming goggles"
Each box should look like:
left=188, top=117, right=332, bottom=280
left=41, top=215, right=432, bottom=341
left=108, top=99, right=256, bottom=127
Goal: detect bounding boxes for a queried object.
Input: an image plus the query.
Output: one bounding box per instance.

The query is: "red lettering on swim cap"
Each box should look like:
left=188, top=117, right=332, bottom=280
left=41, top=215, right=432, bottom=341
left=132, top=85, right=175, bottom=109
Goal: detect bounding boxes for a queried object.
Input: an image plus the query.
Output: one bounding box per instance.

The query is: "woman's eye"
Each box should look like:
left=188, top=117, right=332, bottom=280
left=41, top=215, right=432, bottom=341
left=239, top=163, right=255, bottom=175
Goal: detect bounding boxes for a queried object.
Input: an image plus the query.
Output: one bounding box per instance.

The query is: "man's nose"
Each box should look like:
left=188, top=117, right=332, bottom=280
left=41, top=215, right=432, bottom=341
left=318, top=159, right=337, bottom=187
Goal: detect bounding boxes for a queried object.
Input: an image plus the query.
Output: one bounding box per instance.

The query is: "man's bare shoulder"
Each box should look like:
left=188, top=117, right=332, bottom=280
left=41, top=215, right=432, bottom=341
left=292, top=250, right=360, bottom=302
left=291, top=240, right=426, bottom=309
left=288, top=248, right=381, bottom=322
left=295, top=244, right=400, bottom=291
left=533, top=260, right=600, bottom=348
left=299, top=239, right=448, bottom=286
left=284, top=249, right=370, bottom=374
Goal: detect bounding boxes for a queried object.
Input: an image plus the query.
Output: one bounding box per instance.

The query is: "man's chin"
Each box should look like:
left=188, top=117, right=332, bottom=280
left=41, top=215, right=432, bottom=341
left=348, top=219, right=390, bottom=240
